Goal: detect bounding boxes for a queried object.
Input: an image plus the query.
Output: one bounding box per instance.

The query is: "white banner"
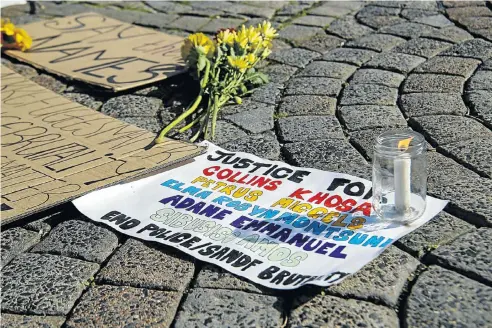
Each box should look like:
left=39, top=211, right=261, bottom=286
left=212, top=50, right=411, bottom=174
left=73, top=142, right=447, bottom=290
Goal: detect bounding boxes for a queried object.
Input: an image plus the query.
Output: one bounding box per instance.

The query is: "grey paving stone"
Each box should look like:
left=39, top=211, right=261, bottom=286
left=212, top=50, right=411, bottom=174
left=271, top=38, right=292, bottom=52
left=447, top=5, right=492, bottom=20
left=340, top=84, right=398, bottom=106
left=260, top=64, right=298, bottom=83
left=279, top=24, right=324, bottom=45
left=468, top=70, right=492, bottom=91
left=193, top=264, right=268, bottom=294
left=225, top=102, right=274, bottom=134
left=31, top=220, right=118, bottom=263
left=440, top=38, right=492, bottom=60
left=400, top=93, right=468, bottom=117
left=466, top=90, right=492, bottom=124
left=167, top=16, right=211, bottom=32
left=145, top=1, right=191, bottom=14
left=358, top=15, right=407, bottom=29
left=456, top=16, right=492, bottom=30
left=340, top=105, right=406, bottom=131
left=481, top=59, right=492, bottom=70
left=443, top=0, right=486, bottom=7
left=66, top=285, right=181, bottom=328
left=250, top=83, right=283, bottom=105
left=222, top=3, right=276, bottom=19
left=200, top=17, right=246, bottom=34
left=412, top=115, right=491, bottom=146
left=101, top=95, right=162, bottom=118
left=350, top=127, right=422, bottom=160
left=292, top=15, right=335, bottom=27
left=421, top=26, right=474, bottom=43
left=357, top=5, right=400, bottom=17
left=413, top=56, right=481, bottom=78
left=32, top=74, right=67, bottom=93
left=276, top=2, right=312, bottom=16
left=1, top=314, right=65, bottom=328
left=174, top=288, right=283, bottom=328
left=290, top=294, right=399, bottom=328
left=400, top=8, right=438, bottom=20
left=323, top=48, right=378, bottom=66
left=96, top=238, right=195, bottom=291
left=327, top=17, right=374, bottom=40
left=441, top=138, right=492, bottom=178
left=473, top=27, right=492, bottom=42
left=63, top=92, right=103, bottom=111
left=364, top=52, right=426, bottom=74
left=426, top=151, right=492, bottom=227
left=221, top=99, right=270, bottom=116
left=278, top=95, right=337, bottom=116
left=308, top=4, right=353, bottom=17
left=401, top=1, right=439, bottom=10
left=269, top=48, right=321, bottom=68
left=286, top=77, right=343, bottom=96
left=8, top=63, right=38, bottom=78
left=278, top=115, right=344, bottom=142
left=1, top=253, right=98, bottom=315
left=345, top=33, right=406, bottom=52
left=406, top=266, right=492, bottom=328
left=402, top=74, right=465, bottom=93
left=328, top=247, right=419, bottom=307
left=298, top=61, right=357, bottom=79
left=380, top=22, right=438, bottom=39
left=1, top=227, right=40, bottom=269
left=221, top=131, right=280, bottom=160
left=284, top=139, right=368, bottom=174
left=298, top=34, right=344, bottom=54
left=210, top=120, right=248, bottom=145
left=413, top=14, right=454, bottom=27
left=428, top=228, right=492, bottom=284
left=397, top=212, right=476, bottom=258
left=392, top=38, right=453, bottom=58
left=350, top=68, right=405, bottom=87
left=119, top=116, right=162, bottom=133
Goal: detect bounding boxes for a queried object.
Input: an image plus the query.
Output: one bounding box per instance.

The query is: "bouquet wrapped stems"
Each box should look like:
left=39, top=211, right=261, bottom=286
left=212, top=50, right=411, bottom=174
left=155, top=22, right=277, bottom=144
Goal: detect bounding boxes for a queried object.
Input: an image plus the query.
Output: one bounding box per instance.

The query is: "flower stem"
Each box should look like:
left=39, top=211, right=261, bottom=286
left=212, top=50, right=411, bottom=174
left=178, top=111, right=206, bottom=133
left=154, top=93, right=203, bottom=144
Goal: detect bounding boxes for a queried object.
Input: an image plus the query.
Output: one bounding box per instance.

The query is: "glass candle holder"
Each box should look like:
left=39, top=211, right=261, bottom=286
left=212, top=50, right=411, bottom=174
left=372, top=130, right=427, bottom=224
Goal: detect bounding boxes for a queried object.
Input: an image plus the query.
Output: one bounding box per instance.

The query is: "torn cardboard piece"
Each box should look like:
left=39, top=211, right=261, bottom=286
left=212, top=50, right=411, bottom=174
left=5, top=12, right=185, bottom=91
left=1, top=66, right=204, bottom=225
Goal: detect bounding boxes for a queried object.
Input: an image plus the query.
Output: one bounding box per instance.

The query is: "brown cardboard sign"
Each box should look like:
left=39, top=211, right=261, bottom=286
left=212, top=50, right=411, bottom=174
left=5, top=13, right=185, bottom=91
left=1, top=66, right=204, bottom=225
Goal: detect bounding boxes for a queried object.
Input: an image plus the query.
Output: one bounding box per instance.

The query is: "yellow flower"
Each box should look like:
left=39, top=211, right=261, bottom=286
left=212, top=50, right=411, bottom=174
left=14, top=27, right=32, bottom=51
left=217, top=29, right=235, bottom=46
left=257, top=21, right=277, bottom=40
left=228, top=55, right=249, bottom=72
left=236, top=25, right=262, bottom=49
left=181, top=32, right=215, bottom=60
left=246, top=53, right=256, bottom=65
left=1, top=19, right=15, bottom=36
left=260, top=47, right=271, bottom=59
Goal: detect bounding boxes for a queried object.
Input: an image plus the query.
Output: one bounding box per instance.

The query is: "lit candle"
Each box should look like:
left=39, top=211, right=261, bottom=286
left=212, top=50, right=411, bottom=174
left=394, top=154, right=411, bottom=214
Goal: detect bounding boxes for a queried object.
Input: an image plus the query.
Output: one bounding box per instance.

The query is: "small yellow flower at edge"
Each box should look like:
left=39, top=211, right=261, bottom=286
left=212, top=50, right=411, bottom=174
left=1, top=19, right=15, bottom=36
left=257, top=21, right=278, bottom=40
left=181, top=32, right=215, bottom=60
left=246, top=53, right=256, bottom=65
left=14, top=27, right=32, bottom=51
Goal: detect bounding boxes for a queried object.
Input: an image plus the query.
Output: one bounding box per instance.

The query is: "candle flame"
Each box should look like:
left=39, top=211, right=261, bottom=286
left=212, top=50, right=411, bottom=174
left=398, top=137, right=413, bottom=150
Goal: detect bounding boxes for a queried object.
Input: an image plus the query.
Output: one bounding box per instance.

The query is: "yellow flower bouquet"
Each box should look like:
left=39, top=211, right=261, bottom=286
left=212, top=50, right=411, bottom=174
left=155, top=21, right=277, bottom=143
left=1, top=19, right=32, bottom=51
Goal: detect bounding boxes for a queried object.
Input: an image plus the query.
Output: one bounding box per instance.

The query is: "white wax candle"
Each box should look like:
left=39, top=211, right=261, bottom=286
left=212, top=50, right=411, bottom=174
left=394, top=154, right=411, bottom=214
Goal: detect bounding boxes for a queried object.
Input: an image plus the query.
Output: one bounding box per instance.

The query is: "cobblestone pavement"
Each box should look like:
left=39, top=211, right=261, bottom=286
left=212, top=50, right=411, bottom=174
left=2, top=1, right=492, bottom=327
